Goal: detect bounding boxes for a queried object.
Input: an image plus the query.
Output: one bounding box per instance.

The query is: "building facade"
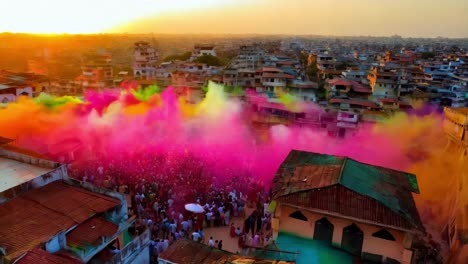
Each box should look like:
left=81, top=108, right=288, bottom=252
left=134, top=41, right=158, bottom=80
left=271, top=150, right=425, bottom=264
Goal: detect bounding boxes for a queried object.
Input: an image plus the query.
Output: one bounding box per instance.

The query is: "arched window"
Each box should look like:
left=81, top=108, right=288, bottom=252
left=314, top=217, right=334, bottom=244
left=372, top=229, right=396, bottom=241
left=288, top=211, right=308, bottom=221
left=342, top=223, right=364, bottom=255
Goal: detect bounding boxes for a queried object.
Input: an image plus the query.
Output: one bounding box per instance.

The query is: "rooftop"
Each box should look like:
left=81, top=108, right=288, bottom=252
left=0, top=137, right=14, bottom=146
left=16, top=248, right=82, bottom=264
left=158, top=239, right=232, bottom=264
left=0, top=181, right=120, bottom=260
left=67, top=216, right=118, bottom=248
left=273, top=150, right=424, bottom=233
left=159, top=239, right=295, bottom=264
left=0, top=156, right=53, bottom=193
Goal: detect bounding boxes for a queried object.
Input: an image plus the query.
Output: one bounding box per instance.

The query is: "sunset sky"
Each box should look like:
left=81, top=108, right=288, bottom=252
left=1, top=0, right=467, bottom=37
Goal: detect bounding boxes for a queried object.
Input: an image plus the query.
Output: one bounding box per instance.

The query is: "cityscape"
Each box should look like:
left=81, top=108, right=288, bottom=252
left=0, top=1, right=467, bottom=264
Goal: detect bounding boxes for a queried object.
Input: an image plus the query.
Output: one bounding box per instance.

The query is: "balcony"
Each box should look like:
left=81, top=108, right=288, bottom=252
left=108, top=229, right=151, bottom=264
left=337, top=121, right=358, bottom=129
left=262, top=81, right=286, bottom=87
left=337, top=115, right=358, bottom=123
left=66, top=216, right=135, bottom=263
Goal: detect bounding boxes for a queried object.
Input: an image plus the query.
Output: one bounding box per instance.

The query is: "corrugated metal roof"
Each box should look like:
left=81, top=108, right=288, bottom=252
left=67, top=217, right=118, bottom=248
left=273, top=150, right=424, bottom=233
left=158, top=239, right=232, bottom=264
left=278, top=185, right=420, bottom=232
left=16, top=248, right=82, bottom=264
left=159, top=239, right=295, bottom=264
left=0, top=181, right=120, bottom=260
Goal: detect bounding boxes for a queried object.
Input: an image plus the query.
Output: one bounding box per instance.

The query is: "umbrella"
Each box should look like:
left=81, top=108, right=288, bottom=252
left=185, top=203, right=205, bottom=213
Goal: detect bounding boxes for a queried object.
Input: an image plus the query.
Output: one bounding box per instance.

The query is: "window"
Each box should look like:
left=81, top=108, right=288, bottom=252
left=372, top=229, right=396, bottom=241
left=289, top=211, right=308, bottom=221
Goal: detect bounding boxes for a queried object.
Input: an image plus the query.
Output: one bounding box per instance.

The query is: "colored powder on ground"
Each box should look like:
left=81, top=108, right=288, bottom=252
left=271, top=232, right=353, bottom=264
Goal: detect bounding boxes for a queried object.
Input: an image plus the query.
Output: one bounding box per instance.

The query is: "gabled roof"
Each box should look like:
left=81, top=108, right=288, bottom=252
left=0, top=181, right=120, bottom=260
left=273, top=150, right=424, bottom=233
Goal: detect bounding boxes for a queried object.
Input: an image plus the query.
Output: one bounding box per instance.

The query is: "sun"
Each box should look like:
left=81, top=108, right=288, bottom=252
left=0, top=0, right=237, bottom=34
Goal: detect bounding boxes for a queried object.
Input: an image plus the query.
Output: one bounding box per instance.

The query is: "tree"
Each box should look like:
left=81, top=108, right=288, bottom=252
left=306, top=62, right=318, bottom=82
left=336, top=62, right=351, bottom=71
left=195, top=55, right=224, bottom=67
left=163, top=52, right=191, bottom=62
left=421, top=52, right=435, bottom=60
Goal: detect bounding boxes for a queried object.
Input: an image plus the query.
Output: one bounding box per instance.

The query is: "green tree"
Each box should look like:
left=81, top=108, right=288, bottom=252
left=163, top=51, right=192, bottom=62
left=195, top=55, right=225, bottom=66
left=306, top=62, right=318, bottom=82
left=421, top=52, right=435, bottom=60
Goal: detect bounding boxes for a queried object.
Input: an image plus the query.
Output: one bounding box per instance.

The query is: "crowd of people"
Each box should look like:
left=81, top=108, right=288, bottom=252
left=68, top=153, right=273, bottom=264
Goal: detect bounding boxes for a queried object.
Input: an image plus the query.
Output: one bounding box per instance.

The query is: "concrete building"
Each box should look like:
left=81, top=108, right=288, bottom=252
left=133, top=41, right=158, bottom=80
left=0, top=139, right=150, bottom=264
left=271, top=150, right=425, bottom=264
left=232, top=44, right=265, bottom=70
left=443, top=108, right=468, bottom=250
left=0, top=70, right=49, bottom=103
left=367, top=67, right=405, bottom=99
left=190, top=44, right=216, bottom=61
left=255, top=68, right=294, bottom=94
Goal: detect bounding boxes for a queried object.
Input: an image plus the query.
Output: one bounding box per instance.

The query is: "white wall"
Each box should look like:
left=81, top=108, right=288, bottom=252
left=129, top=246, right=150, bottom=264
left=0, top=94, right=16, bottom=103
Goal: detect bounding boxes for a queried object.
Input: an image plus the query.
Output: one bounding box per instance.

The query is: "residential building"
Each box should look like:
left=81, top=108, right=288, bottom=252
left=443, top=108, right=468, bottom=249
left=368, top=67, right=404, bottom=99
left=287, top=81, right=318, bottom=102
left=0, top=140, right=149, bottom=264
left=73, top=52, right=115, bottom=91
left=232, top=44, right=265, bottom=70
left=190, top=44, right=217, bottom=61
left=342, top=69, right=367, bottom=82
left=255, top=68, right=294, bottom=94
left=271, top=150, right=425, bottom=263
left=133, top=41, right=158, bottom=80
left=0, top=70, right=49, bottom=103
left=325, top=79, right=372, bottom=100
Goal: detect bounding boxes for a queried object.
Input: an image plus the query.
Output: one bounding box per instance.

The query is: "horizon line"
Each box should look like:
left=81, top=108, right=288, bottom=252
left=1, top=32, right=468, bottom=40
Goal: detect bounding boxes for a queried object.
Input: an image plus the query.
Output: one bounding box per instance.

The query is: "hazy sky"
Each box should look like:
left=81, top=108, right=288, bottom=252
left=2, top=0, right=468, bottom=37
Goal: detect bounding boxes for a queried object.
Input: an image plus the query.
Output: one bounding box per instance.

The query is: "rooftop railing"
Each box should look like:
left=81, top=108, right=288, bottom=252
left=108, top=229, right=151, bottom=264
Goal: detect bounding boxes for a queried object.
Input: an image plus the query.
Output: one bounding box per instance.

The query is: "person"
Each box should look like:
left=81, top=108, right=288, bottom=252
left=206, top=211, right=213, bottom=227
left=198, top=228, right=204, bottom=242
left=181, top=220, right=189, bottom=232
left=217, top=240, right=223, bottom=250
left=230, top=223, right=236, bottom=238
left=192, top=230, right=201, bottom=242
left=208, top=237, right=215, bottom=247
left=235, top=227, right=242, bottom=236
left=215, top=240, right=219, bottom=248
left=224, top=210, right=230, bottom=226
left=169, top=221, right=177, bottom=234
left=253, top=233, right=260, bottom=247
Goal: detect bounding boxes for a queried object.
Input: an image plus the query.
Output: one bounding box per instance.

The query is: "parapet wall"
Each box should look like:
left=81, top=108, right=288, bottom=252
left=0, top=147, right=59, bottom=169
